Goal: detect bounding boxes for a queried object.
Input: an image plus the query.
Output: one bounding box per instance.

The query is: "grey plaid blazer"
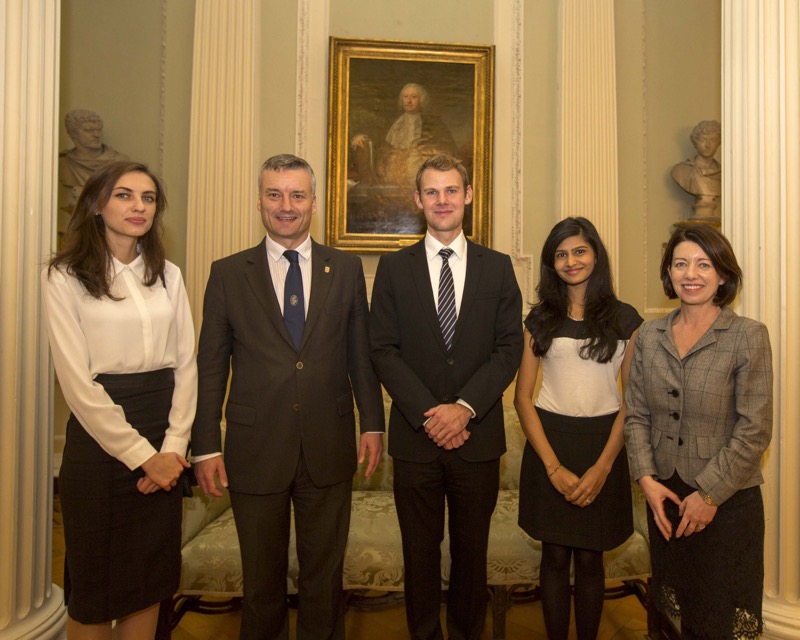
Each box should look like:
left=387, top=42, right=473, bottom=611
left=624, top=306, right=772, bottom=505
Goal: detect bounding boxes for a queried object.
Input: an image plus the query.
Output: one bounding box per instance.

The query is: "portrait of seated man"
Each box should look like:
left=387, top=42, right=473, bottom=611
left=347, top=83, right=468, bottom=235
left=351, top=83, right=457, bottom=189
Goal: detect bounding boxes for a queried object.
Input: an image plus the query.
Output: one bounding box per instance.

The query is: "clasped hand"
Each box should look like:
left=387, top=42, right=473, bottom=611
left=138, top=452, right=190, bottom=494
left=550, top=463, right=610, bottom=508
left=423, top=403, right=472, bottom=449
left=638, top=476, right=717, bottom=541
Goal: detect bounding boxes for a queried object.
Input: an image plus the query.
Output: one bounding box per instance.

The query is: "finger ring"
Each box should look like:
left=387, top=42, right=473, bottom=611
left=584, top=499, right=592, bottom=505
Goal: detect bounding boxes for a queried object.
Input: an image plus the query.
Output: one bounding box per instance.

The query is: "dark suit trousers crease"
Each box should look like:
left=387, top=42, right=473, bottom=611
left=230, top=451, right=352, bottom=640
left=393, top=452, right=500, bottom=640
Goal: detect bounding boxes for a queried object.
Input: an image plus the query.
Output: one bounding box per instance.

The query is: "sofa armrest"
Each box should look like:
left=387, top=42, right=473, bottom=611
left=630, top=478, right=649, bottom=543
left=181, top=487, right=232, bottom=547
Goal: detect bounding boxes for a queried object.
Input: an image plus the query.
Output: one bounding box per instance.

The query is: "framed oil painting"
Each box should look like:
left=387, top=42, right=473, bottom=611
left=326, top=37, right=494, bottom=253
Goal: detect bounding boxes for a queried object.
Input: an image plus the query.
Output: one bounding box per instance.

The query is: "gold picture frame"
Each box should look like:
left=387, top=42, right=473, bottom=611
left=326, top=37, right=494, bottom=253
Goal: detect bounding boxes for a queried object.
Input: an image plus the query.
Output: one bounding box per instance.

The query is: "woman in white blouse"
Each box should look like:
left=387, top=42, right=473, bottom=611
left=42, top=160, right=197, bottom=639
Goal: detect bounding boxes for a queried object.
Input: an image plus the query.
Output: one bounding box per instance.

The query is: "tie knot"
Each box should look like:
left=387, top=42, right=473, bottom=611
left=284, top=250, right=300, bottom=264
left=439, top=247, right=454, bottom=262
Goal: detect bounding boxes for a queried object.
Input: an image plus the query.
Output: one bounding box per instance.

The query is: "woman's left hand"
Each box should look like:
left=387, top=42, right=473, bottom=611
left=567, top=464, right=610, bottom=508
left=676, top=491, right=718, bottom=537
left=139, top=452, right=190, bottom=494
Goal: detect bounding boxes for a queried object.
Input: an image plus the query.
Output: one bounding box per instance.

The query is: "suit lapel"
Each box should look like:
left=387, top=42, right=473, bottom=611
left=302, top=241, right=333, bottom=350
left=659, top=307, right=728, bottom=361
left=408, top=240, right=448, bottom=352
left=452, top=240, right=483, bottom=350
left=244, top=242, right=295, bottom=349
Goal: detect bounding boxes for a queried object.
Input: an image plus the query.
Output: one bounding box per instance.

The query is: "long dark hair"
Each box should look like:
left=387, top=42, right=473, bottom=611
left=48, top=160, right=167, bottom=299
left=528, top=217, right=621, bottom=363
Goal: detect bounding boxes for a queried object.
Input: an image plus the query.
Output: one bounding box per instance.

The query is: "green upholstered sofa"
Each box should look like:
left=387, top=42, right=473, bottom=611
left=156, top=397, right=651, bottom=639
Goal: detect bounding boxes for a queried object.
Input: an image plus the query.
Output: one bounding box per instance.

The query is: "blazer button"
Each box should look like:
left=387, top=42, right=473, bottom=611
left=296, top=361, right=304, bottom=370
left=447, top=358, right=455, bottom=365
left=678, top=437, right=684, bottom=446
left=293, top=403, right=300, bottom=412
left=671, top=412, right=680, bottom=420
left=670, top=389, right=680, bottom=397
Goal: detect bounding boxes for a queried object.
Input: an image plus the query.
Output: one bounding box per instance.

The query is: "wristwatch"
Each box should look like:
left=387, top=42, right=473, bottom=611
left=699, top=490, right=719, bottom=507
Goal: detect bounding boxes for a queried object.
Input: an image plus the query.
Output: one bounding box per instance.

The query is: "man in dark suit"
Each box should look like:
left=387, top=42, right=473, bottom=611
left=369, top=154, right=523, bottom=639
left=192, top=154, right=385, bottom=640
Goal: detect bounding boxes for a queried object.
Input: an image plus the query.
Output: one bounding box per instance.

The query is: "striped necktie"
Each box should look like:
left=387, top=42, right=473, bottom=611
left=437, top=247, right=457, bottom=351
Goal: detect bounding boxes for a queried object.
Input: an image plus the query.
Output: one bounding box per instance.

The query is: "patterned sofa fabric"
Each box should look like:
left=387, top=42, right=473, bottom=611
left=176, top=401, right=651, bottom=599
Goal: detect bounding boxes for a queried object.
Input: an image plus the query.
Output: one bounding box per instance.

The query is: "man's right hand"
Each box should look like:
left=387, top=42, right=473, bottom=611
left=194, top=455, right=229, bottom=497
left=351, top=133, right=369, bottom=149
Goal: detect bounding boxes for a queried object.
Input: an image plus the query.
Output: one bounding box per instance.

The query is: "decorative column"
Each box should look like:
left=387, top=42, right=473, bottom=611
left=0, top=0, right=67, bottom=638
left=722, top=1, right=800, bottom=637
left=185, top=0, right=260, bottom=328
left=559, top=0, right=619, bottom=276
left=493, top=0, right=533, bottom=299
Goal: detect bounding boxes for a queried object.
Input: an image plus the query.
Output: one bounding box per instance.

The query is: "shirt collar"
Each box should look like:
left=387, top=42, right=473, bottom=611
left=265, top=234, right=313, bottom=262
left=425, top=230, right=466, bottom=262
left=111, top=251, right=146, bottom=278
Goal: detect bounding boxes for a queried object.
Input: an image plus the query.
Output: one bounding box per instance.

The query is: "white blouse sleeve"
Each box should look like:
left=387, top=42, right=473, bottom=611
left=41, top=267, right=158, bottom=469
left=160, top=264, right=197, bottom=456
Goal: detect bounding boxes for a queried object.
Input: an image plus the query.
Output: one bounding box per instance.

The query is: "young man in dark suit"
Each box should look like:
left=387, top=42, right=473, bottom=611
left=369, top=154, right=523, bottom=639
left=192, top=154, right=385, bottom=639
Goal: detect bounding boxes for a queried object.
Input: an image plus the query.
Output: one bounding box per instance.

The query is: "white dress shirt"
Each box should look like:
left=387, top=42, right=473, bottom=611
left=425, top=230, right=467, bottom=316
left=41, top=255, right=198, bottom=470
left=423, top=230, right=474, bottom=417
left=265, top=234, right=312, bottom=317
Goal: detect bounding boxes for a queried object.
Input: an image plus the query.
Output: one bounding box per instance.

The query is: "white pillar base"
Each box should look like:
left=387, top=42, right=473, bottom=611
left=0, top=587, right=67, bottom=640
left=761, top=598, right=800, bottom=639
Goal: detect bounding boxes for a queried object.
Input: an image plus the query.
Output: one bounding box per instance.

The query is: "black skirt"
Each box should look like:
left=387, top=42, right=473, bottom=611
left=518, top=407, right=633, bottom=551
left=648, top=473, right=764, bottom=639
left=59, top=369, right=182, bottom=624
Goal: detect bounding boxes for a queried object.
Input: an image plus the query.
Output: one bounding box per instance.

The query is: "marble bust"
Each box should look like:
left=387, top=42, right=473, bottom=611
left=671, top=120, right=721, bottom=222
left=58, top=109, right=128, bottom=213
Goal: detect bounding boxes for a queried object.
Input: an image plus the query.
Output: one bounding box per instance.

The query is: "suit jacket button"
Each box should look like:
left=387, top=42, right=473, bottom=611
left=678, top=437, right=684, bottom=446
left=447, top=358, right=455, bottom=365
left=670, top=389, right=680, bottom=397
left=296, top=361, right=303, bottom=370
left=671, top=412, right=680, bottom=420
left=293, top=404, right=300, bottom=412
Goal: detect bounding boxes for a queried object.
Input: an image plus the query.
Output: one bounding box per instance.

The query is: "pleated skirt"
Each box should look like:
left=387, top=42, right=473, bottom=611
left=59, top=368, right=182, bottom=624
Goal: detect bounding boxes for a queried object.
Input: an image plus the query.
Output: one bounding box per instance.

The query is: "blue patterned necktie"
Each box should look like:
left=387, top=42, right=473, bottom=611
left=283, top=250, right=305, bottom=350
left=437, top=247, right=457, bottom=351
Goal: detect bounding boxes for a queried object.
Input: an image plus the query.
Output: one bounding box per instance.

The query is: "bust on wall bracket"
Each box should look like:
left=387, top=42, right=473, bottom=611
left=57, top=109, right=129, bottom=243
left=671, top=120, right=721, bottom=227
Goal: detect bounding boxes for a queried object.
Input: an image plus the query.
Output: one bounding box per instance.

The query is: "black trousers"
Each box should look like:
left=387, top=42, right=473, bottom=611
left=229, top=452, right=352, bottom=640
left=393, top=451, right=500, bottom=640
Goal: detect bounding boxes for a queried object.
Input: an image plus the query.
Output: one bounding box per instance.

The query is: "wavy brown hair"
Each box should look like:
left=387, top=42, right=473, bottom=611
left=48, top=160, right=167, bottom=299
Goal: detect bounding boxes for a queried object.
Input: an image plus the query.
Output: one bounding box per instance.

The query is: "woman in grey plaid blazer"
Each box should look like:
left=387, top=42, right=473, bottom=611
left=625, top=224, right=772, bottom=639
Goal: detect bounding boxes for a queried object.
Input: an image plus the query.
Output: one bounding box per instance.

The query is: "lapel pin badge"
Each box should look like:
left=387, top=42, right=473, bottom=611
left=324, top=266, right=331, bottom=273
